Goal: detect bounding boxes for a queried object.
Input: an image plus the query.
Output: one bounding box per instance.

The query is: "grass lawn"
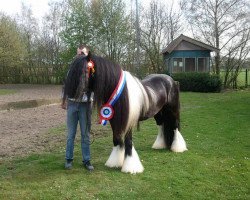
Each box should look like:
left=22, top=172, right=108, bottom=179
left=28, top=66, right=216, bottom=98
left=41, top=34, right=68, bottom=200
left=237, top=70, right=250, bottom=87
left=220, top=69, right=250, bottom=87
left=0, top=90, right=249, bottom=199
left=0, top=89, right=17, bottom=95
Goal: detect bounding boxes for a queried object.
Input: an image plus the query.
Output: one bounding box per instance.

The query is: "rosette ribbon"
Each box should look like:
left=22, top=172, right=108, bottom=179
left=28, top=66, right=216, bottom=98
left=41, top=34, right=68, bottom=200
left=99, top=70, right=126, bottom=125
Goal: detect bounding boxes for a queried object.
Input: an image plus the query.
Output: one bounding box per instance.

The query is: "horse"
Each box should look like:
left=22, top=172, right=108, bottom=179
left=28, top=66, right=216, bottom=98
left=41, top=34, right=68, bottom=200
left=65, top=54, right=187, bottom=174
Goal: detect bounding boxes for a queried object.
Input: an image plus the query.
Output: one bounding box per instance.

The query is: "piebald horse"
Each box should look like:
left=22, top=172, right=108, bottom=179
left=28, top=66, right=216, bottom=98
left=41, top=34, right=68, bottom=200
left=65, top=54, right=187, bottom=174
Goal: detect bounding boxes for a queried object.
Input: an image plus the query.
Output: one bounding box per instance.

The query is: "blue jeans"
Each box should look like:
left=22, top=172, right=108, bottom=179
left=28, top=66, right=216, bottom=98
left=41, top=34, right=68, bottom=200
left=65, top=100, right=92, bottom=164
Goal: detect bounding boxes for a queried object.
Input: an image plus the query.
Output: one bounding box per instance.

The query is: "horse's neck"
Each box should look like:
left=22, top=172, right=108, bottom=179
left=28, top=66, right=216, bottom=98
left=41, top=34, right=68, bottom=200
left=94, top=68, right=120, bottom=106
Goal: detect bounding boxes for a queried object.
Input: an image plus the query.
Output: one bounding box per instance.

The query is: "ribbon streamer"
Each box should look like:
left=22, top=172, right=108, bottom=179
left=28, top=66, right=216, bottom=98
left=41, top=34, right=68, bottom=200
left=99, top=70, right=126, bottom=125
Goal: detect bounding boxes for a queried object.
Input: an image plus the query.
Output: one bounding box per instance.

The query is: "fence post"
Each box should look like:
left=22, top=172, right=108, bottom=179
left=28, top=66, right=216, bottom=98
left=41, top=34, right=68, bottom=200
left=246, top=69, right=248, bottom=87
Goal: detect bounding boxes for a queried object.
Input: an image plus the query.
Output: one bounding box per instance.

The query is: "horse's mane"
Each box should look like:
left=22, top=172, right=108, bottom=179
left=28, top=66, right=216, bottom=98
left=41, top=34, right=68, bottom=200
left=91, top=55, right=122, bottom=109
left=64, top=55, right=87, bottom=99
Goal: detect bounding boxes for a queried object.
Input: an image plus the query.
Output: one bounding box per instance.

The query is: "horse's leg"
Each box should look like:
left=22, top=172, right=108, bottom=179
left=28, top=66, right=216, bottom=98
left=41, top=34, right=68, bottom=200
left=171, top=128, right=187, bottom=152
left=121, top=129, right=144, bottom=174
left=163, top=105, right=187, bottom=152
left=105, top=132, right=125, bottom=168
left=152, top=111, right=166, bottom=149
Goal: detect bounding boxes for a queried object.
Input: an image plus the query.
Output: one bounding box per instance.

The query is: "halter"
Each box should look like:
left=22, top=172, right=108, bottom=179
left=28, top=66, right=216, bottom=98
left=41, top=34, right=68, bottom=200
left=87, top=60, right=95, bottom=77
left=99, top=70, right=126, bottom=126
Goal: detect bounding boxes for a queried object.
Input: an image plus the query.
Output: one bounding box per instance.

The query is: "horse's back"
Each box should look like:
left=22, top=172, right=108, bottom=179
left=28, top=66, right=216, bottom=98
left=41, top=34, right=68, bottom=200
left=141, top=74, right=176, bottom=89
left=140, top=74, right=179, bottom=116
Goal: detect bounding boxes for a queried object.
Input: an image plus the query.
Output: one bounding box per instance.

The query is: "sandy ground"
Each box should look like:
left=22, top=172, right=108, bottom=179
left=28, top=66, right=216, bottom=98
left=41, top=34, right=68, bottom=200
left=0, top=84, right=66, bottom=160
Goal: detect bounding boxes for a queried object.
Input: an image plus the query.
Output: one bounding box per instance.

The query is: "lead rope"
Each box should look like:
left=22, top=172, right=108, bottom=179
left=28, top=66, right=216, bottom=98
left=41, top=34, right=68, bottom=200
left=89, top=101, right=96, bottom=145
left=85, top=60, right=96, bottom=145
left=88, top=61, right=96, bottom=145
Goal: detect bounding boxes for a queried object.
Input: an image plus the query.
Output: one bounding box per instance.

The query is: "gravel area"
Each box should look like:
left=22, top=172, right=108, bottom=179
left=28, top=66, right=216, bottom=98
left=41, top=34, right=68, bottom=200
left=0, top=84, right=66, bottom=160
left=0, top=84, right=62, bottom=106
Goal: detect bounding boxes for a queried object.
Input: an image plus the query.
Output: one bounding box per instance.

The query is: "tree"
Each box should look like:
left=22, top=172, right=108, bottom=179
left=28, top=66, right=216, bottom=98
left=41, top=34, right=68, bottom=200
left=17, top=3, right=39, bottom=68
left=40, top=1, right=64, bottom=68
left=0, top=13, right=27, bottom=83
left=181, top=0, right=250, bottom=75
left=166, top=1, right=183, bottom=43
left=90, top=0, right=131, bottom=64
left=139, top=0, right=183, bottom=75
left=222, top=28, right=250, bottom=88
left=60, top=0, right=131, bottom=66
left=60, top=0, right=92, bottom=61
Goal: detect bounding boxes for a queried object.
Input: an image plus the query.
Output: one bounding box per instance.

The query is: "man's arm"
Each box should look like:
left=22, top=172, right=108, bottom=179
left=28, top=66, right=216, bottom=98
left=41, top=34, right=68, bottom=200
left=61, top=82, right=67, bottom=109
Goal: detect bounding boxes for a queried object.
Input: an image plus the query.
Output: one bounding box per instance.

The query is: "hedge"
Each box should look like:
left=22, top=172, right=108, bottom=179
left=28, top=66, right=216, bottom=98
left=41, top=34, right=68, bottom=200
left=172, top=72, right=222, bottom=92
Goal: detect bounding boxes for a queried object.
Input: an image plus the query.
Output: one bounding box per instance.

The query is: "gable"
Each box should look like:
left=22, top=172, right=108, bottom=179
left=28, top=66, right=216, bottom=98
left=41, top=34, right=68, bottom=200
left=161, top=34, right=219, bottom=54
left=175, top=40, right=209, bottom=51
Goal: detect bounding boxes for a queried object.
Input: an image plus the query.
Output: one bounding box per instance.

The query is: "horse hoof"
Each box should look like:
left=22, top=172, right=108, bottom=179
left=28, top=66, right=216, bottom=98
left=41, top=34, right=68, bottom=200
left=105, top=146, right=125, bottom=168
left=121, top=147, right=144, bottom=174
left=171, top=129, right=188, bottom=152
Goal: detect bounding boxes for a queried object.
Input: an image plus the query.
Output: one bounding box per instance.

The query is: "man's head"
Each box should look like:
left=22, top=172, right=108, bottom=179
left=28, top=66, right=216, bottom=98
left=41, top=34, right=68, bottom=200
left=77, top=44, right=90, bottom=56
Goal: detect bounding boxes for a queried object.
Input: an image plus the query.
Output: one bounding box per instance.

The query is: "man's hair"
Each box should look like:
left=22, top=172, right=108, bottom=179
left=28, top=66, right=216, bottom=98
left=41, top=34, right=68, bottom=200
left=78, top=44, right=89, bottom=51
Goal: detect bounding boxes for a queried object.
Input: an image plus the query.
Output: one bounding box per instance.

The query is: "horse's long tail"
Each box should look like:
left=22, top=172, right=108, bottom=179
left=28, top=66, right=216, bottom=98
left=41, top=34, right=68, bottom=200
left=162, top=81, right=180, bottom=149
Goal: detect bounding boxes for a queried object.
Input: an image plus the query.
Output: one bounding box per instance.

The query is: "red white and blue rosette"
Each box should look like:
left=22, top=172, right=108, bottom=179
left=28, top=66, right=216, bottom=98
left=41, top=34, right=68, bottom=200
left=99, top=70, right=126, bottom=126
left=100, top=104, right=114, bottom=125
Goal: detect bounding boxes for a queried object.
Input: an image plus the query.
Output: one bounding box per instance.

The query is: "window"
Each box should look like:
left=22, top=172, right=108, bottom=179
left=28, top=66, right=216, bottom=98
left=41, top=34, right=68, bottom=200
left=172, top=58, right=183, bottom=72
left=198, top=58, right=207, bottom=72
left=185, top=58, right=195, bottom=72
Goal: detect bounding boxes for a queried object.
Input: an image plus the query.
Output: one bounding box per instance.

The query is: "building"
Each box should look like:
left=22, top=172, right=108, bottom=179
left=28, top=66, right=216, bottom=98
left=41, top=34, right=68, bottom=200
left=162, top=34, right=219, bottom=74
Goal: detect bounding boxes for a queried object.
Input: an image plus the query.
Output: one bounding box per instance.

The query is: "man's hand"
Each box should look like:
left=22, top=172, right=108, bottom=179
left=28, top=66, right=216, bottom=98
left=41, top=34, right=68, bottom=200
left=61, top=101, right=67, bottom=109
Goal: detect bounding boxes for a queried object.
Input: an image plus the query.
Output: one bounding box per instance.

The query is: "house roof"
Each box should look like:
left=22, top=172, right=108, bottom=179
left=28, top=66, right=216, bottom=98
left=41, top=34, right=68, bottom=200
left=161, top=34, right=219, bottom=54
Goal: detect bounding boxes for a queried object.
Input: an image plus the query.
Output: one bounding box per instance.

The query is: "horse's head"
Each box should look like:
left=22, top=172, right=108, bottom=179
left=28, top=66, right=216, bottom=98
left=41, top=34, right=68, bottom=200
left=65, top=53, right=124, bottom=108
left=64, top=53, right=95, bottom=100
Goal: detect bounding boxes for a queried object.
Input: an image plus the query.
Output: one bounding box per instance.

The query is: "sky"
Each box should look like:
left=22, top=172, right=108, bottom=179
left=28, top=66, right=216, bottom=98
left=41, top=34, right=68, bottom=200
left=0, top=0, right=180, bottom=19
left=0, top=0, right=50, bottom=18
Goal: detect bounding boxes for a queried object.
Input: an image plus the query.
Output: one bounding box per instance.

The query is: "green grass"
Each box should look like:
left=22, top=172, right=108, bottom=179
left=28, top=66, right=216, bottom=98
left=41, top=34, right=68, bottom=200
left=237, top=70, right=250, bottom=86
left=220, top=70, right=250, bottom=87
left=0, top=91, right=249, bottom=199
left=0, top=89, right=17, bottom=95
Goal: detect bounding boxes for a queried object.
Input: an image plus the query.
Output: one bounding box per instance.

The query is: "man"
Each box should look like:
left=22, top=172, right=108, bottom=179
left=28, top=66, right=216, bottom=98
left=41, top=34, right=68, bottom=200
left=61, top=44, right=94, bottom=171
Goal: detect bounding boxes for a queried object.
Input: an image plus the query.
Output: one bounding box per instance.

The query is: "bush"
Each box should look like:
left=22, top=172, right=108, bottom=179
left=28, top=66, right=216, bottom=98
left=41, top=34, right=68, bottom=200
left=172, top=72, right=222, bottom=92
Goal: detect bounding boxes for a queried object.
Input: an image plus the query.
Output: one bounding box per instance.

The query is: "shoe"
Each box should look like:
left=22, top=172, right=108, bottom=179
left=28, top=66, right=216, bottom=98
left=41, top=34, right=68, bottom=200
left=65, top=160, right=73, bottom=169
left=84, top=161, right=94, bottom=171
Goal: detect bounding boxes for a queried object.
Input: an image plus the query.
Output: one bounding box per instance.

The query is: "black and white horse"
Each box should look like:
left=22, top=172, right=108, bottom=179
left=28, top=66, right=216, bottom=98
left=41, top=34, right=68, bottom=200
left=66, top=54, right=187, bottom=174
